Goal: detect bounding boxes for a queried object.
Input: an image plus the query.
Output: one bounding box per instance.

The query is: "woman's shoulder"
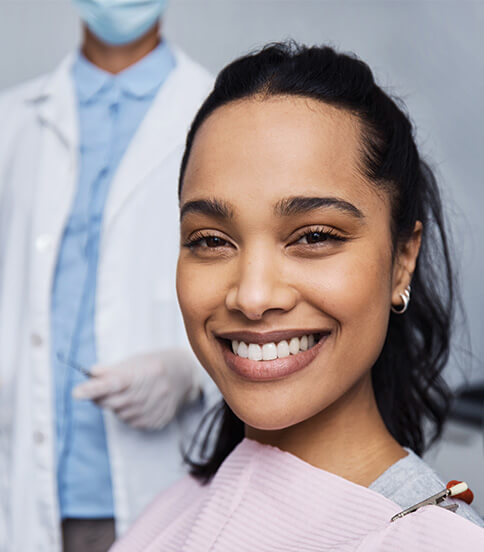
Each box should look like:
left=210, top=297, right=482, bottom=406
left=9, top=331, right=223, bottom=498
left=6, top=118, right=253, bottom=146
left=370, top=447, right=484, bottom=527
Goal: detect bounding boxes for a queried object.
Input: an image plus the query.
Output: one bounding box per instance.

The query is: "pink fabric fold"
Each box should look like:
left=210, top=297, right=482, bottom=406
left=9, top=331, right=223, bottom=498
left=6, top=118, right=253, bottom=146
left=111, top=439, right=484, bottom=551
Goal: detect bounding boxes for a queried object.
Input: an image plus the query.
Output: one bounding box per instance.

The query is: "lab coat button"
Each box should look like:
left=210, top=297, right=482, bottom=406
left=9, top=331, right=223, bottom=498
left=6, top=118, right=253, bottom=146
left=35, top=234, right=52, bottom=251
left=33, top=430, right=45, bottom=444
left=31, top=332, right=43, bottom=347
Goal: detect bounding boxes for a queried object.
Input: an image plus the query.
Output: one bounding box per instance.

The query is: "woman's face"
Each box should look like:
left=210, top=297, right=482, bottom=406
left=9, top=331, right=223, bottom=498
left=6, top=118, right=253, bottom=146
left=177, top=96, right=418, bottom=431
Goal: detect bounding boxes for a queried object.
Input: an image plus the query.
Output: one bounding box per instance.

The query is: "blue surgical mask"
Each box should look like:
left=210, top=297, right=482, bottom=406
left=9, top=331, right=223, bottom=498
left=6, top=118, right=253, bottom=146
left=72, top=0, right=168, bottom=46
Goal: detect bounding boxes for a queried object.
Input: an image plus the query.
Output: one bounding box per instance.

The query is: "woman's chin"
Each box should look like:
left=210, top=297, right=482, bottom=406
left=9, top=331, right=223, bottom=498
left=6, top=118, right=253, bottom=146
left=228, top=399, right=311, bottom=433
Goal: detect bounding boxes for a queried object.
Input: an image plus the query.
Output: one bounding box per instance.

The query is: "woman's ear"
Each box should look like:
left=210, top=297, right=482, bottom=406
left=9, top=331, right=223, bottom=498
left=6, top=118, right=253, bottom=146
left=391, top=221, right=422, bottom=306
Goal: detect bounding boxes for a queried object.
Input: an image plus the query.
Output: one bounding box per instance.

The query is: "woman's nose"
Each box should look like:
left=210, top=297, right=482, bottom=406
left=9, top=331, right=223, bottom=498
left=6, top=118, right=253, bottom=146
left=225, top=251, right=298, bottom=320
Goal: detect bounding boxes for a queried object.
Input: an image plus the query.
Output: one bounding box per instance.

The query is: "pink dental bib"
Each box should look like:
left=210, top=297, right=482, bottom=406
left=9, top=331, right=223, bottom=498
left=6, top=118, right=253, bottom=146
left=112, top=438, right=484, bottom=551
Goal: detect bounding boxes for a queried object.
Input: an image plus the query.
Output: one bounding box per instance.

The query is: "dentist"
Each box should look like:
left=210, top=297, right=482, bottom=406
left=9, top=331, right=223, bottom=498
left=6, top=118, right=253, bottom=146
left=0, top=1, right=214, bottom=551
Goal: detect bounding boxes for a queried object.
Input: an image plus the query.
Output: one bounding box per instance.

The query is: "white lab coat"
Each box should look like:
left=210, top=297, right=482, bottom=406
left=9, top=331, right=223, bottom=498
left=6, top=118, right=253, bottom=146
left=0, top=47, right=214, bottom=552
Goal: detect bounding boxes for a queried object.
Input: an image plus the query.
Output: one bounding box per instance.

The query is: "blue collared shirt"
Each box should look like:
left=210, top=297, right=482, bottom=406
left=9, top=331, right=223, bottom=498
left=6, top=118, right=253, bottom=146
left=51, top=41, right=175, bottom=519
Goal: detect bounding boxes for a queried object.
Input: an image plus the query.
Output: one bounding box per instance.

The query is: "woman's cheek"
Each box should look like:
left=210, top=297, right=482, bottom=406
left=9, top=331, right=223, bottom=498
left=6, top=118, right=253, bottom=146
left=333, top=254, right=392, bottom=366
left=176, top=260, right=202, bottom=336
left=298, top=248, right=392, bottom=337
left=177, top=258, right=226, bottom=341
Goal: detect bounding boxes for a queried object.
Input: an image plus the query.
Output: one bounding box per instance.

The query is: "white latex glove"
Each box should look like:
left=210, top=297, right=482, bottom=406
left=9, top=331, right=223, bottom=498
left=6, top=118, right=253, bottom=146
left=72, top=349, right=201, bottom=430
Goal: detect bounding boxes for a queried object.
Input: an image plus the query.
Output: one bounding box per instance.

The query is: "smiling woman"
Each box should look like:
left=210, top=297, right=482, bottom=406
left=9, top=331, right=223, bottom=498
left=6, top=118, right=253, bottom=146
left=111, top=42, right=484, bottom=551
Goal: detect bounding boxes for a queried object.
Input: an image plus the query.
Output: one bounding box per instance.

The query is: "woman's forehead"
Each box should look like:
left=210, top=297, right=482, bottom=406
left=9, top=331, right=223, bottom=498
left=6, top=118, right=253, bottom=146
left=181, top=96, right=385, bottom=213
left=185, top=96, right=361, bottom=176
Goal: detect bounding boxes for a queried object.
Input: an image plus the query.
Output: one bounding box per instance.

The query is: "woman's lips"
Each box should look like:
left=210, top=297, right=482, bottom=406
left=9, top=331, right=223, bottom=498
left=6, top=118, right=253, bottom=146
left=220, top=334, right=329, bottom=382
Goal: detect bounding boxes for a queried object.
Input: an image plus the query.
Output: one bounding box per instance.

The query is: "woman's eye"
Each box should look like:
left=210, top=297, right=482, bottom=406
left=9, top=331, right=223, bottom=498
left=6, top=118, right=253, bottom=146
left=202, top=236, right=228, bottom=248
left=299, top=231, right=329, bottom=244
left=185, top=233, right=232, bottom=250
left=295, top=230, right=344, bottom=245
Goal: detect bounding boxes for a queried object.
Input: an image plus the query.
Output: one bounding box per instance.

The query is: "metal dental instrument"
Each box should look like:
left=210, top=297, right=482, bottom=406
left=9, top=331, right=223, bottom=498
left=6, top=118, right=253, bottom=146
left=390, top=481, right=468, bottom=522
left=57, top=352, right=93, bottom=378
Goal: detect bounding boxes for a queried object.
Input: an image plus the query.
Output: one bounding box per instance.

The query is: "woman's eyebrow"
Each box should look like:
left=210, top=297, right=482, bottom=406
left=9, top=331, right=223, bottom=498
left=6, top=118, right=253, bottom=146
left=274, top=196, right=365, bottom=220
left=180, top=199, right=234, bottom=221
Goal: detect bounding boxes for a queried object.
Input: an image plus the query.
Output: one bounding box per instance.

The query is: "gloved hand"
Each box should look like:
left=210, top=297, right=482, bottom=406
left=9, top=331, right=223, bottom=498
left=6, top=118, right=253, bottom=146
left=72, top=349, right=202, bottom=430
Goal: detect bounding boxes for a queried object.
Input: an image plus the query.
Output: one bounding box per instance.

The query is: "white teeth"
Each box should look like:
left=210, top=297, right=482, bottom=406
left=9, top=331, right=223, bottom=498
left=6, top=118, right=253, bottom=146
left=231, top=334, right=320, bottom=361
left=300, top=335, right=308, bottom=351
left=262, top=343, right=278, bottom=360
left=289, top=337, right=300, bottom=355
left=248, top=343, right=262, bottom=361
left=277, top=340, right=290, bottom=358
left=237, top=341, right=248, bottom=358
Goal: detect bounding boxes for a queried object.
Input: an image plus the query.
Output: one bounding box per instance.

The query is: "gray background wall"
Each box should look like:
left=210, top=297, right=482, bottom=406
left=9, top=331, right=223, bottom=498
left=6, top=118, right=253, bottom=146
left=1, top=0, right=483, bottom=511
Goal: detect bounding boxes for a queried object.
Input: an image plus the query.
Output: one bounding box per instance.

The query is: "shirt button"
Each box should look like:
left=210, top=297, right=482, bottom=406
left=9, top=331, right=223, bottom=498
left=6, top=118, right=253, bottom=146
left=33, top=430, right=45, bottom=444
left=35, top=234, right=52, bottom=251
left=31, top=332, right=43, bottom=347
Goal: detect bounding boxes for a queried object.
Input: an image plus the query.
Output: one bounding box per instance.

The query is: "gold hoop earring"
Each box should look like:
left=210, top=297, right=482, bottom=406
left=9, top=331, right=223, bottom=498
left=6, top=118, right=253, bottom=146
left=391, top=284, right=411, bottom=314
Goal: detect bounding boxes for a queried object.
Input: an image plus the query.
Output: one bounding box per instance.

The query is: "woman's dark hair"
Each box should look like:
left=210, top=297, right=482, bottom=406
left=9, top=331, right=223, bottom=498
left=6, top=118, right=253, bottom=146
left=179, top=42, right=454, bottom=482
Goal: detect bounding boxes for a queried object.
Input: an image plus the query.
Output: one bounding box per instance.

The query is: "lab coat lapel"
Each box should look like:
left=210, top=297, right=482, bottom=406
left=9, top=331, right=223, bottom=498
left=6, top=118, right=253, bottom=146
left=34, top=54, right=78, bottom=151
left=104, top=58, right=189, bottom=230
left=28, top=56, right=79, bottom=313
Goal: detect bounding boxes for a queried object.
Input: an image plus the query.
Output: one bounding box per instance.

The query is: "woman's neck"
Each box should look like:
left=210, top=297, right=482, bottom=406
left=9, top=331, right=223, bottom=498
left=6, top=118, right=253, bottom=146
left=245, top=375, right=407, bottom=487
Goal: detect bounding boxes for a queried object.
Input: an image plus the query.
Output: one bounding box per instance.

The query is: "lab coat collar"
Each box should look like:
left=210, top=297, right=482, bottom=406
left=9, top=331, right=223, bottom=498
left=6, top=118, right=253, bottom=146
left=23, top=40, right=175, bottom=150
left=25, top=53, right=78, bottom=150
left=22, top=46, right=209, bottom=234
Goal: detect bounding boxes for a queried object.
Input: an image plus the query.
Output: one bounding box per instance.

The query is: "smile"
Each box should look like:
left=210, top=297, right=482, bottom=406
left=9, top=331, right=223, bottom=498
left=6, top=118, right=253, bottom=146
left=216, top=330, right=331, bottom=381
left=231, top=333, right=320, bottom=361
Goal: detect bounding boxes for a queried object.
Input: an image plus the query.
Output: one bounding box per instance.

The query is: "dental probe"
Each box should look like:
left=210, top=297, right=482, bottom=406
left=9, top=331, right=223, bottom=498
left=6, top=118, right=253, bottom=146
left=390, top=481, right=469, bottom=522
left=56, top=352, right=93, bottom=378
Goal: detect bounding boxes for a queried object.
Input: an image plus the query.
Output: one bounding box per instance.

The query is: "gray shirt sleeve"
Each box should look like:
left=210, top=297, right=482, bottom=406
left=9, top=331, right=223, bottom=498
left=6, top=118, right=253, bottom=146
left=370, top=448, right=484, bottom=528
